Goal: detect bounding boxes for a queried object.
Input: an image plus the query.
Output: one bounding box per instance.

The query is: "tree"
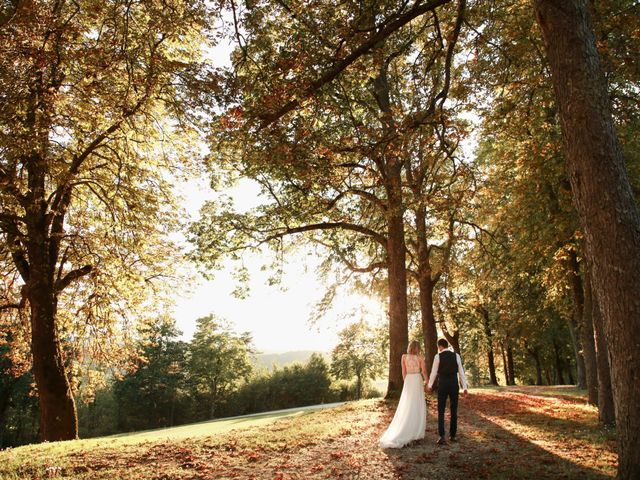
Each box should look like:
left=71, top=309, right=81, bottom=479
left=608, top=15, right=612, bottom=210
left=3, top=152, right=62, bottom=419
left=228, top=354, right=333, bottom=415
left=0, top=0, right=211, bottom=440
left=331, top=321, right=385, bottom=400
left=113, top=317, right=189, bottom=432
left=192, top=0, right=472, bottom=397
left=533, top=1, right=640, bottom=475
left=187, top=315, right=254, bottom=418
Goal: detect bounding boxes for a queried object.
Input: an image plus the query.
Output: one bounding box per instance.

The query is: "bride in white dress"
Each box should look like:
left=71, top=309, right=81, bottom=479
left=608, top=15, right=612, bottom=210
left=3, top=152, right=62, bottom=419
left=379, top=340, right=427, bottom=448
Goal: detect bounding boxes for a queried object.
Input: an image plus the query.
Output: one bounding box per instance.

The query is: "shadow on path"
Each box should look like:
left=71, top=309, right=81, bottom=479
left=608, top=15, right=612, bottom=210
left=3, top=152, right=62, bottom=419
left=380, top=388, right=616, bottom=480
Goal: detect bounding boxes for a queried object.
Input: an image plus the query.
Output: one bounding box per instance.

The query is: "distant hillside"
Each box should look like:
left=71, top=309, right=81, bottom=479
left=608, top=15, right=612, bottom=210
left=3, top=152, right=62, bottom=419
left=253, top=350, right=329, bottom=369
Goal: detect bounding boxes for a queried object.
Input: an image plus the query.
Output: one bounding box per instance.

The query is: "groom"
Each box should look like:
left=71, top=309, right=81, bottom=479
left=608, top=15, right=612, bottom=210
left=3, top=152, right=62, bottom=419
left=427, top=338, right=468, bottom=445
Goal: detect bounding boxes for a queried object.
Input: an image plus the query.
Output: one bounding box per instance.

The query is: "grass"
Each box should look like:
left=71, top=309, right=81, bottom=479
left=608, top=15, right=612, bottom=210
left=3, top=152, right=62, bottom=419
left=0, top=387, right=617, bottom=479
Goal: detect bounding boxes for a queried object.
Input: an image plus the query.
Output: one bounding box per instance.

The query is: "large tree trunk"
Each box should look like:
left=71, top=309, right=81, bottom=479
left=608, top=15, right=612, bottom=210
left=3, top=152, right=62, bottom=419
left=582, top=263, right=599, bottom=405
left=28, top=280, right=77, bottom=441
left=592, top=280, right=616, bottom=426
left=24, top=155, right=78, bottom=442
left=568, top=250, right=597, bottom=397
left=418, top=276, right=438, bottom=372
left=534, top=1, right=640, bottom=476
left=372, top=60, right=409, bottom=399
left=384, top=159, right=409, bottom=398
left=415, top=207, right=438, bottom=372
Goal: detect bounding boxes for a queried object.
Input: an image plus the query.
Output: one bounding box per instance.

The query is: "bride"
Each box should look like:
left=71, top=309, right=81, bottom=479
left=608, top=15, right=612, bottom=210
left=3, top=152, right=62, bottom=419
left=379, top=340, right=427, bottom=448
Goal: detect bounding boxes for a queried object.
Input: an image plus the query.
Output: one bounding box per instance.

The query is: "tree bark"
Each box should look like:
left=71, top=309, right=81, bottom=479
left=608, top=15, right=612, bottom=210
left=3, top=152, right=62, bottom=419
left=507, top=345, right=516, bottom=385
left=415, top=207, right=439, bottom=372
left=534, top=1, right=640, bottom=476
left=371, top=60, right=409, bottom=399
left=355, top=373, right=363, bottom=400
left=23, top=146, right=78, bottom=441
left=480, top=309, right=498, bottom=386
left=500, top=342, right=509, bottom=385
left=566, top=317, right=586, bottom=387
left=552, top=339, right=565, bottom=385
left=28, top=276, right=77, bottom=441
left=487, top=348, right=498, bottom=386
left=441, top=323, right=460, bottom=354
left=582, top=263, right=599, bottom=405
left=568, top=249, right=597, bottom=397
left=592, top=280, right=616, bottom=426
left=384, top=159, right=409, bottom=398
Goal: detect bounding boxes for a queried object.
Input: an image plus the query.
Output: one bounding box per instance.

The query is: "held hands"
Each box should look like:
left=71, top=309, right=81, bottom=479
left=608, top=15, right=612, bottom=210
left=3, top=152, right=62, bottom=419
left=462, top=389, right=469, bottom=398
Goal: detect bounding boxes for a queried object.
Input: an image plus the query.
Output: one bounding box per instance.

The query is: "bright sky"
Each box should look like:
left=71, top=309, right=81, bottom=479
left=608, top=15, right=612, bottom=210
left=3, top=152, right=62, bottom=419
left=165, top=29, right=386, bottom=354
left=170, top=178, right=386, bottom=354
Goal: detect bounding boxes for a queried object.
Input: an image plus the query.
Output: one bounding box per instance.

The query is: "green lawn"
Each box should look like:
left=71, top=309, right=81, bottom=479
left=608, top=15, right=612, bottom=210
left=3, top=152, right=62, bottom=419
left=0, top=401, right=346, bottom=480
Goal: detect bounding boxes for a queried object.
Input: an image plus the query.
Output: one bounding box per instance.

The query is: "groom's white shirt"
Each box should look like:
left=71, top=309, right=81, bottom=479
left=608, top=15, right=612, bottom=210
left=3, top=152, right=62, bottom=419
left=427, top=350, right=469, bottom=390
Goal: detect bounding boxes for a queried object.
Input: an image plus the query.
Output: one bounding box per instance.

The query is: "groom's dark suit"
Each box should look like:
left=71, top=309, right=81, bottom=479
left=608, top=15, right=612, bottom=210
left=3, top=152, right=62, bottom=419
left=428, top=349, right=468, bottom=439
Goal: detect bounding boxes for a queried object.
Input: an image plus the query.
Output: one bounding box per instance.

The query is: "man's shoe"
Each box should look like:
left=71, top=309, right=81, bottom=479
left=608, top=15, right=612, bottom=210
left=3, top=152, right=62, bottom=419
left=437, top=436, right=446, bottom=445
left=449, top=436, right=457, bottom=442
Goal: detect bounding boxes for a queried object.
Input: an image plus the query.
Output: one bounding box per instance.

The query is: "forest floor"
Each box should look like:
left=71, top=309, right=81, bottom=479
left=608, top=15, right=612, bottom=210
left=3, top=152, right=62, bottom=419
left=0, top=386, right=617, bottom=480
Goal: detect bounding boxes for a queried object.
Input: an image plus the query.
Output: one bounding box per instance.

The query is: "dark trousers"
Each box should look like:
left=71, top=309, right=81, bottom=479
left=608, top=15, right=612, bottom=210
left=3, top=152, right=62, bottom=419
left=437, top=378, right=459, bottom=438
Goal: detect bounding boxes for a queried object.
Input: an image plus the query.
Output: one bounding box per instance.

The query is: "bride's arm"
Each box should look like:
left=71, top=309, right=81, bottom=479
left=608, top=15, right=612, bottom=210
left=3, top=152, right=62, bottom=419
left=420, top=356, right=427, bottom=382
left=401, top=354, right=406, bottom=380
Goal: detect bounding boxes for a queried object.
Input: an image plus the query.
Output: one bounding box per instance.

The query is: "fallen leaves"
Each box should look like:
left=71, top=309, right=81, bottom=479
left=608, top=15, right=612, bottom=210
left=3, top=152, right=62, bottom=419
left=0, top=388, right=618, bottom=480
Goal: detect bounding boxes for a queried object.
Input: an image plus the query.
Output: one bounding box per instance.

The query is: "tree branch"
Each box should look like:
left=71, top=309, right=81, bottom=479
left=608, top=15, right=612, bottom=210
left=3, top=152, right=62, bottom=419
left=257, top=0, right=452, bottom=127
left=264, top=222, right=387, bottom=246
left=55, top=264, right=93, bottom=292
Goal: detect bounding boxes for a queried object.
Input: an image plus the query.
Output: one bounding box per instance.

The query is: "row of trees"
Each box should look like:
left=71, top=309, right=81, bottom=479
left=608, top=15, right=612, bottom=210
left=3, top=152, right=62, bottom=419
left=187, top=1, right=640, bottom=477
left=0, top=315, right=383, bottom=446
left=1, top=0, right=638, bottom=477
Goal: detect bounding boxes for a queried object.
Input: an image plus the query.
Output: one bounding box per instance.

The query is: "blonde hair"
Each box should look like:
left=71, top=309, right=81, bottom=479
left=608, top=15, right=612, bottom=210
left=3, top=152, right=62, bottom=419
left=407, top=340, right=421, bottom=355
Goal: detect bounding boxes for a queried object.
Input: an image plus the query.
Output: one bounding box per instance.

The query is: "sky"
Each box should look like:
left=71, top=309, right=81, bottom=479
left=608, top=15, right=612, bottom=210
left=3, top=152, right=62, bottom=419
left=169, top=177, right=386, bottom=354
left=166, top=21, right=478, bottom=355
left=165, top=27, right=386, bottom=354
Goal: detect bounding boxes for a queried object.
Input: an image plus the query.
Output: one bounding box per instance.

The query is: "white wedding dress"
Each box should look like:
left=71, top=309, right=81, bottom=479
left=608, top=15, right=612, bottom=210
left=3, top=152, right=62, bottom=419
left=379, top=354, right=427, bottom=448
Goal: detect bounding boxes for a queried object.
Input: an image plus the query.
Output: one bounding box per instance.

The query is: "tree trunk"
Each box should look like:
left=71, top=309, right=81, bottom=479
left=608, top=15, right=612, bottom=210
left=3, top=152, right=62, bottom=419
left=24, top=192, right=77, bottom=442
left=592, top=280, right=616, bottom=426
left=507, top=345, right=516, bottom=385
left=568, top=249, right=597, bottom=397
left=567, top=363, right=575, bottom=386
left=371, top=60, right=409, bottom=400
left=566, top=317, right=586, bottom=387
left=534, top=2, right=640, bottom=475
left=553, top=340, right=565, bottom=385
left=527, top=346, right=543, bottom=386
left=441, top=324, right=460, bottom=354
left=582, top=263, right=599, bottom=405
left=415, top=207, right=438, bottom=372
left=28, top=285, right=77, bottom=441
left=355, top=374, right=363, bottom=400
left=384, top=159, right=409, bottom=398
left=567, top=319, right=585, bottom=387
left=500, top=342, right=509, bottom=385
left=480, top=309, right=498, bottom=386
left=487, top=347, right=498, bottom=386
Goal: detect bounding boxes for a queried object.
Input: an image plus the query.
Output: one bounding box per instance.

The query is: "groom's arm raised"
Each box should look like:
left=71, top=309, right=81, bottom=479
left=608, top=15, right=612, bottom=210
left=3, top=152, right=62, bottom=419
left=456, top=353, right=469, bottom=397
left=427, top=354, right=439, bottom=392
